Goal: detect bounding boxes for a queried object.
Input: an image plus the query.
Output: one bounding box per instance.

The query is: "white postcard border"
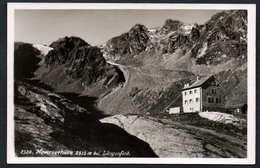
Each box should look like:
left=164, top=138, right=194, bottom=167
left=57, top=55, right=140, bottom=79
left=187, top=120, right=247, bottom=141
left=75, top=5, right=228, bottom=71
left=7, top=3, right=256, bottom=164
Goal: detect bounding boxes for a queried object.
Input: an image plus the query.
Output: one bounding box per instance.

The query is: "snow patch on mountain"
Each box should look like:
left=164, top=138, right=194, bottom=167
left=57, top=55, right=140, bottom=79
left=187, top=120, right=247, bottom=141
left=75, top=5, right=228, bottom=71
left=148, top=28, right=157, bottom=33
left=33, top=44, right=53, bottom=56
left=197, top=43, right=208, bottom=58
left=179, top=24, right=196, bottom=35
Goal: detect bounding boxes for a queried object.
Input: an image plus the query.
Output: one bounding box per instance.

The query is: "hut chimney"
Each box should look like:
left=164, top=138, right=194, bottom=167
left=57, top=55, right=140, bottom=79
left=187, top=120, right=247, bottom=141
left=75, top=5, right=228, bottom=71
left=197, top=76, right=200, bottom=81
left=184, top=83, right=190, bottom=88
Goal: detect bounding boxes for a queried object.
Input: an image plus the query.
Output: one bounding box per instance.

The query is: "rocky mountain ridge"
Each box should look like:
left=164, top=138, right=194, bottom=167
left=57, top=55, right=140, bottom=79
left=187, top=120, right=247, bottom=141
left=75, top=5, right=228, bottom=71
left=18, top=37, right=125, bottom=96
left=102, top=10, right=247, bottom=69
left=99, top=10, right=247, bottom=110
left=14, top=80, right=157, bottom=157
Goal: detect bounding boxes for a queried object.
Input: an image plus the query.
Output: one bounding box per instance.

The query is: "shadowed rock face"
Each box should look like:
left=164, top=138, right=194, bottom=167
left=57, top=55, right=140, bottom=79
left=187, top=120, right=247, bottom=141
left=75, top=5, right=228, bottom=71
left=102, top=24, right=152, bottom=61
left=191, top=10, right=247, bottom=65
left=14, top=43, right=41, bottom=79
left=39, top=37, right=126, bottom=95
left=14, top=80, right=157, bottom=157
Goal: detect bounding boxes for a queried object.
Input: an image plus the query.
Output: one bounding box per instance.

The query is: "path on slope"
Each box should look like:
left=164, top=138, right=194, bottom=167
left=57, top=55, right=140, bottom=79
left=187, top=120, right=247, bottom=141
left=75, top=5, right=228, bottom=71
left=98, top=61, right=137, bottom=114
left=99, top=61, right=190, bottom=115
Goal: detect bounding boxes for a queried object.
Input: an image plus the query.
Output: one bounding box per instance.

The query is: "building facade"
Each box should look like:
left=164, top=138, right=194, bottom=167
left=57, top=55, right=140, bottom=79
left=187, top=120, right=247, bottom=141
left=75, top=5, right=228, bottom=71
left=226, top=103, right=247, bottom=114
left=181, top=75, right=226, bottom=113
left=169, top=107, right=182, bottom=114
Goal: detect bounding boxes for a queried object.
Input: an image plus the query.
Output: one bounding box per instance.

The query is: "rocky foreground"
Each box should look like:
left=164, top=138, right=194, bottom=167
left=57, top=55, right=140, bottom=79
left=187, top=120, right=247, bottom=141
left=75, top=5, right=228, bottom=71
left=14, top=80, right=157, bottom=157
left=101, top=115, right=247, bottom=158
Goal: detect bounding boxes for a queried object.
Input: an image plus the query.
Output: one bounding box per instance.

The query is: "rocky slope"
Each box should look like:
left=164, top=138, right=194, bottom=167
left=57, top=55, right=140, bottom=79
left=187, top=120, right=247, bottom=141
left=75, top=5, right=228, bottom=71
left=102, top=24, right=152, bottom=61
left=100, top=115, right=246, bottom=158
left=14, top=41, right=158, bottom=157
left=97, top=64, right=195, bottom=115
left=14, top=80, right=157, bottom=157
left=32, top=37, right=125, bottom=96
left=14, top=42, right=42, bottom=79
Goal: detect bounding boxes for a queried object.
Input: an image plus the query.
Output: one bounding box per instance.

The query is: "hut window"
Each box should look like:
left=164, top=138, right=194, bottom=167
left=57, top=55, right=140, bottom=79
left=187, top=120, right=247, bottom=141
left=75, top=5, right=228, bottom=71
left=211, top=89, right=216, bottom=94
left=189, top=99, right=193, bottom=103
left=196, top=98, right=199, bottom=102
left=189, top=90, right=192, bottom=94
left=215, top=98, right=221, bottom=103
left=208, top=97, right=213, bottom=103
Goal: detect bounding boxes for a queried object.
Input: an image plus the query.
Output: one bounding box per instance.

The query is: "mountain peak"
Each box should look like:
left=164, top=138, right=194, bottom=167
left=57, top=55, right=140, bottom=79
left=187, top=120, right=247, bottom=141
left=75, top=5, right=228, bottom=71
left=156, top=19, right=184, bottom=35
left=129, top=24, right=148, bottom=33
left=164, top=19, right=183, bottom=28
left=49, top=36, right=89, bottom=49
left=165, top=19, right=182, bottom=25
left=45, top=36, right=90, bottom=66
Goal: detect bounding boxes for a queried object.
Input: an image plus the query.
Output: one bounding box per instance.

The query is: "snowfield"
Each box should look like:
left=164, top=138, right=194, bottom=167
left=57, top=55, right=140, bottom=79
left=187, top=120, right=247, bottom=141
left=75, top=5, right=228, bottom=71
left=33, top=44, right=53, bottom=56
left=199, top=111, right=246, bottom=126
left=180, top=24, right=196, bottom=35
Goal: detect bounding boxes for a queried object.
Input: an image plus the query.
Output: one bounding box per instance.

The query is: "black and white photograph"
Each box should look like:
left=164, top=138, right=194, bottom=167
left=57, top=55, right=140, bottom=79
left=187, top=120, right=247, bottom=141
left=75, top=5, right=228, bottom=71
left=7, top=3, right=256, bottom=164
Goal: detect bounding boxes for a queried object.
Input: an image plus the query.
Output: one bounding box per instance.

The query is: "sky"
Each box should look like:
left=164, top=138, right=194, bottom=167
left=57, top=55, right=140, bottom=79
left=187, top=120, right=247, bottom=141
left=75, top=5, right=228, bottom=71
left=15, top=9, right=222, bottom=46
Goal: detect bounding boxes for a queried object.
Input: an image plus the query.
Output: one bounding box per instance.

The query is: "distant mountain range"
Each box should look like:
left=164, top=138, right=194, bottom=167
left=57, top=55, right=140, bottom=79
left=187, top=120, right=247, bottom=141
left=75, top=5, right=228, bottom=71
left=14, top=10, right=247, bottom=116
left=102, top=10, right=247, bottom=70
